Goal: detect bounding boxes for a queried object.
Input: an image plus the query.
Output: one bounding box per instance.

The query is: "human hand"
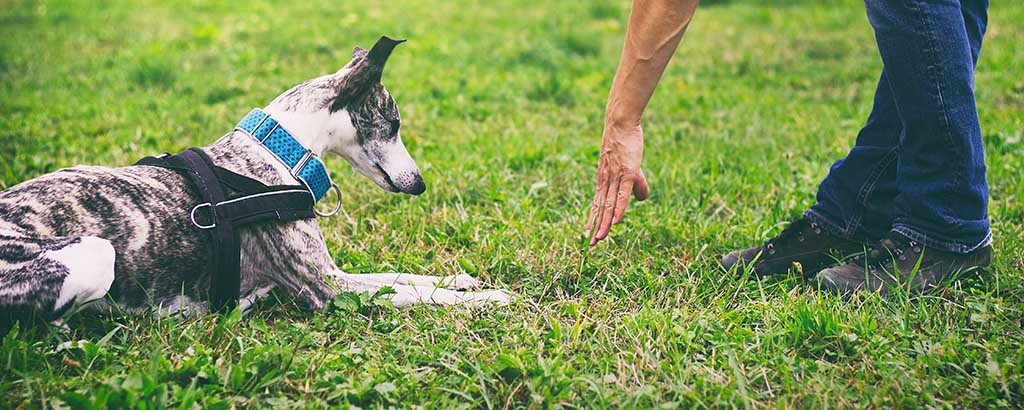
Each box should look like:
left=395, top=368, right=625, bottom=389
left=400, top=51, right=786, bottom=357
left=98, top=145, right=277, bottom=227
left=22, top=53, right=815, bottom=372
left=584, top=122, right=650, bottom=246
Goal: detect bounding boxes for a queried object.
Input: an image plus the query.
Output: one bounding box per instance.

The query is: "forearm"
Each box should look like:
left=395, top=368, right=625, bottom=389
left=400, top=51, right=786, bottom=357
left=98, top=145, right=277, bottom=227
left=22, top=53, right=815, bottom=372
left=605, top=0, right=698, bottom=129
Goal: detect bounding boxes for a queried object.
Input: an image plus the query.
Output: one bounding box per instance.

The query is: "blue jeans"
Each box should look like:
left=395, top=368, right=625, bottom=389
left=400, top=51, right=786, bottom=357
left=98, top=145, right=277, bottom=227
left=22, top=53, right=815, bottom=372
left=806, top=0, right=991, bottom=254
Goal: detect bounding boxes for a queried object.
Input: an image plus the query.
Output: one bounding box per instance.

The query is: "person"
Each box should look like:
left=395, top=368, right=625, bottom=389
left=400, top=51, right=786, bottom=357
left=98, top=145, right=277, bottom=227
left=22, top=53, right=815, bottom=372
left=584, top=0, right=992, bottom=294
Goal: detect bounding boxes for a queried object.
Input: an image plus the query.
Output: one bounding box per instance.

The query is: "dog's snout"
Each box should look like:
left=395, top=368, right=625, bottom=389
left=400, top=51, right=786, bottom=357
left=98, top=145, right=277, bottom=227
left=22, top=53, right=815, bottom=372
left=366, top=138, right=424, bottom=195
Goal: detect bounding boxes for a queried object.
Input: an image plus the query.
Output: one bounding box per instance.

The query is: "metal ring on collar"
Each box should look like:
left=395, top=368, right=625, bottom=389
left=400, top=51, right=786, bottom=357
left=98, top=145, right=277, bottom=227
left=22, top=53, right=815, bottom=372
left=190, top=203, right=217, bottom=229
left=315, top=184, right=343, bottom=217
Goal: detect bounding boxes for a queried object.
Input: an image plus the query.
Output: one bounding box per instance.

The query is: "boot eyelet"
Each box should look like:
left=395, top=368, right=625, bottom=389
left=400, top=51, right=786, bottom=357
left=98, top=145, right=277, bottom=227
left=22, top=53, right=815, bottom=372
left=798, top=236, right=805, bottom=242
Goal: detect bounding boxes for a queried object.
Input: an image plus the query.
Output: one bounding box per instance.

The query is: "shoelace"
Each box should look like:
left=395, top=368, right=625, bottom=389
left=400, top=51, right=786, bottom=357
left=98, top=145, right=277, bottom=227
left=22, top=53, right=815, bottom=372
left=764, top=218, right=820, bottom=254
left=851, top=234, right=921, bottom=270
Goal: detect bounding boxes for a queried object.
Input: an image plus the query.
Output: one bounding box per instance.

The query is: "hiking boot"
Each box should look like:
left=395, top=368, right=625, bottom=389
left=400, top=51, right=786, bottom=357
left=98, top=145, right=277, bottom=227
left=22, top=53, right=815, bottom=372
left=815, top=231, right=991, bottom=296
left=721, top=217, right=866, bottom=277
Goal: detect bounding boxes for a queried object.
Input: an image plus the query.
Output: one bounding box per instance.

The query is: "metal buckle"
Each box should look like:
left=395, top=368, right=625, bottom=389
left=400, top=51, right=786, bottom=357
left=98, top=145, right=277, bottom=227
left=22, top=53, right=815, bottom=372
left=292, top=154, right=340, bottom=217
left=249, top=113, right=270, bottom=138
left=290, top=149, right=314, bottom=177
left=189, top=203, right=217, bottom=229
left=314, top=184, right=342, bottom=217
left=258, top=123, right=279, bottom=144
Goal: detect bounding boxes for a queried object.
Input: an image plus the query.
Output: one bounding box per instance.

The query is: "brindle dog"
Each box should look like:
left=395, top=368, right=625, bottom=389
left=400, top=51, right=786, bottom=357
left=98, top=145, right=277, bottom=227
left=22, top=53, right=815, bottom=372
left=0, top=37, right=510, bottom=325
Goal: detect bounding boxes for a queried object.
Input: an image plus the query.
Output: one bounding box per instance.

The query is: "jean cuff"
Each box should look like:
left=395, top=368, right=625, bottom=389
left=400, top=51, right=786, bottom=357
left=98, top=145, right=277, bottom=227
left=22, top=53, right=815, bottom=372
left=891, top=223, right=993, bottom=254
left=804, top=209, right=859, bottom=241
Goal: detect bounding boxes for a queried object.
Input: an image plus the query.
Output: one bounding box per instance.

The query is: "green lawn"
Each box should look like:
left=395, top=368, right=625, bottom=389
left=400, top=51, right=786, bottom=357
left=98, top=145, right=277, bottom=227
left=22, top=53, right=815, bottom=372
left=2, top=0, right=1023, bottom=408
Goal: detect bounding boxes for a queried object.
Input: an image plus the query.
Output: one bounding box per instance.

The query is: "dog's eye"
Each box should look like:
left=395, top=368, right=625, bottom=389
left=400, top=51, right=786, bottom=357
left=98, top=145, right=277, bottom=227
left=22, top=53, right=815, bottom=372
left=389, top=119, right=401, bottom=132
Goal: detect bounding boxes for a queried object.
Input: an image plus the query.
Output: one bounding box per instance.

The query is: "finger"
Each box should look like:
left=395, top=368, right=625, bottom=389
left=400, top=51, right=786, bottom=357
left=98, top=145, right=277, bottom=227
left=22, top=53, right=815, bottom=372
left=592, top=175, right=622, bottom=245
left=633, top=169, right=650, bottom=201
left=585, top=173, right=610, bottom=238
left=588, top=185, right=608, bottom=245
left=611, top=178, right=634, bottom=225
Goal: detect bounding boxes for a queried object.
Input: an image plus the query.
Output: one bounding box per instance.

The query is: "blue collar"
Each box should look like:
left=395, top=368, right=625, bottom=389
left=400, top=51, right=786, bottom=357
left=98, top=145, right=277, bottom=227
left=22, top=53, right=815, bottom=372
left=234, top=108, right=335, bottom=203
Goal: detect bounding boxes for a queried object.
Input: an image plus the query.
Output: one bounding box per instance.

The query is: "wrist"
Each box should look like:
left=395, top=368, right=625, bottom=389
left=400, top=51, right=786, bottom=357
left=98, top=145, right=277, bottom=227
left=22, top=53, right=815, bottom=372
left=603, top=117, right=643, bottom=144
left=604, top=112, right=641, bottom=131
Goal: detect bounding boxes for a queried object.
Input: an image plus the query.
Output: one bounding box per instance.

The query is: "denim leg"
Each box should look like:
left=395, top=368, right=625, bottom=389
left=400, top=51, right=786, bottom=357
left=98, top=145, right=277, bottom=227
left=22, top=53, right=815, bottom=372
left=961, top=0, right=989, bottom=66
left=866, top=0, right=991, bottom=253
left=808, top=0, right=990, bottom=245
left=806, top=71, right=901, bottom=241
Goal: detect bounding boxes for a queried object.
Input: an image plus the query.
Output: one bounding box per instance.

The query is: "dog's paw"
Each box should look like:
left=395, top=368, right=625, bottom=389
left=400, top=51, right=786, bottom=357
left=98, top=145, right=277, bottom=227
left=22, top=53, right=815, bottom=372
left=462, top=289, right=513, bottom=306
left=439, top=274, right=482, bottom=290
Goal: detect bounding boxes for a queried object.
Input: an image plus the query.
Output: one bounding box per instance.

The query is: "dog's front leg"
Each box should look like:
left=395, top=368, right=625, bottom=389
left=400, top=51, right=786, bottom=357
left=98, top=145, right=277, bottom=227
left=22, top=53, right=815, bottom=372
left=320, top=264, right=514, bottom=308
left=247, top=222, right=511, bottom=309
left=328, top=271, right=512, bottom=307
left=338, top=272, right=483, bottom=290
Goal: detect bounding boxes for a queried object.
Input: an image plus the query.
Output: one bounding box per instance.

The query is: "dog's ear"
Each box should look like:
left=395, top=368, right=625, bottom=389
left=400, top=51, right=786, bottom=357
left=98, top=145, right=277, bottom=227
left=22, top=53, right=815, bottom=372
left=348, top=36, right=404, bottom=82
left=365, top=36, right=405, bottom=70
left=330, top=36, right=405, bottom=112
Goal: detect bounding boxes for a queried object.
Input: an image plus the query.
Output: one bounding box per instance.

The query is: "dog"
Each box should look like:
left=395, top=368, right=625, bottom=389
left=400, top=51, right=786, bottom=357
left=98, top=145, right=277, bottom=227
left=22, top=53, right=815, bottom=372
left=0, top=36, right=511, bottom=324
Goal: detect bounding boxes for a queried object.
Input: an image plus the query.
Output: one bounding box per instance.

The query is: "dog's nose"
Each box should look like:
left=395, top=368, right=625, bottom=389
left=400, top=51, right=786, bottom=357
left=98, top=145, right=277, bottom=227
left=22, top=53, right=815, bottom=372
left=390, top=170, right=426, bottom=195
left=406, top=174, right=426, bottom=195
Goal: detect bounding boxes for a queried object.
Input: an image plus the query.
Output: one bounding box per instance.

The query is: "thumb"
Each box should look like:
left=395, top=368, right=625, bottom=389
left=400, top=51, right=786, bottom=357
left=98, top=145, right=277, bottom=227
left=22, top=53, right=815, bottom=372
left=633, top=169, right=649, bottom=201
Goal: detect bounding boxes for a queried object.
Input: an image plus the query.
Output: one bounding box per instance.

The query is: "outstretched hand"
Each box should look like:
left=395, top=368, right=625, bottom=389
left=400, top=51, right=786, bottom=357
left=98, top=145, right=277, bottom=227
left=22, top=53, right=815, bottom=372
left=584, top=122, right=649, bottom=246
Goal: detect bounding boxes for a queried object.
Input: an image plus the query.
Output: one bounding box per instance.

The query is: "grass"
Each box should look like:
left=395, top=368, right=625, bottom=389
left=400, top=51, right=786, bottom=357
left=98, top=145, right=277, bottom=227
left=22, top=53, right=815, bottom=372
left=2, top=0, right=1023, bottom=407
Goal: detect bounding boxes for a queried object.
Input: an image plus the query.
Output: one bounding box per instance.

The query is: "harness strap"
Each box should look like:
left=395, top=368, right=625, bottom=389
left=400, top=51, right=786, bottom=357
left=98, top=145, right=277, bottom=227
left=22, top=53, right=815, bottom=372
left=136, top=155, right=271, bottom=194
left=136, top=148, right=316, bottom=311
left=200, top=188, right=315, bottom=226
left=179, top=149, right=239, bottom=311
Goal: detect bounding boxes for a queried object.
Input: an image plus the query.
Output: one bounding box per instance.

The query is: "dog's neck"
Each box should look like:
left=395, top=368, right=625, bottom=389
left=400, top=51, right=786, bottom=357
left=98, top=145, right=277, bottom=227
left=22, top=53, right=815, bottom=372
left=202, top=107, right=354, bottom=189
left=261, top=106, right=356, bottom=158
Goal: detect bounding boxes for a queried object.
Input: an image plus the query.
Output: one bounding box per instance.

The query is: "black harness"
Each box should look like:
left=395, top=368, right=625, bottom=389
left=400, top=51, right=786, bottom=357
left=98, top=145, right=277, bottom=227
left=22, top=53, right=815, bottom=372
left=136, top=148, right=317, bottom=311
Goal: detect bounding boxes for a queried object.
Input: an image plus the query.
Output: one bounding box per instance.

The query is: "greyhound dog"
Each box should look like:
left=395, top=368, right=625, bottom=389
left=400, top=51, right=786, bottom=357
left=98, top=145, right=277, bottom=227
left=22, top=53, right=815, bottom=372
left=0, top=37, right=510, bottom=324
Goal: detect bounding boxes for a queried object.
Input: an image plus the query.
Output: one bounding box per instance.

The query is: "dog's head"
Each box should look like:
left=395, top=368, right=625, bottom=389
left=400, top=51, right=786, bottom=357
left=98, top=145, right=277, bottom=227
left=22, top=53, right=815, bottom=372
left=264, top=36, right=424, bottom=195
